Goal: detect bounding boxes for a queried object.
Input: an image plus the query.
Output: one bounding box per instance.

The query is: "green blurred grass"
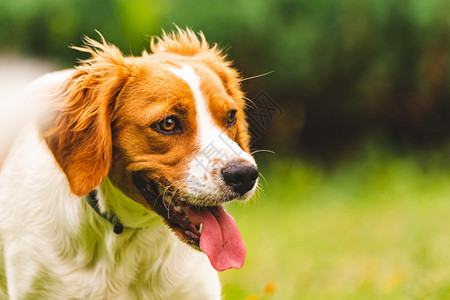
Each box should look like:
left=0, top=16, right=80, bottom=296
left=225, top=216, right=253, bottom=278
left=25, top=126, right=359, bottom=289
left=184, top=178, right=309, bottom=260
left=221, top=147, right=450, bottom=299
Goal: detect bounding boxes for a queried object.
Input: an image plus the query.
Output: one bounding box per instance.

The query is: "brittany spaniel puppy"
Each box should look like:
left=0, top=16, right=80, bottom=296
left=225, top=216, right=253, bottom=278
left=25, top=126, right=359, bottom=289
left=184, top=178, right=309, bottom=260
left=0, top=29, right=258, bottom=299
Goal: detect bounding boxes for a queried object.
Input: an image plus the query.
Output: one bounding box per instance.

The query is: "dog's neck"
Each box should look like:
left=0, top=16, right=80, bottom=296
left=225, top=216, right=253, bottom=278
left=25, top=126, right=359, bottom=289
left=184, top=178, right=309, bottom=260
left=95, top=177, right=163, bottom=231
left=86, top=190, right=125, bottom=234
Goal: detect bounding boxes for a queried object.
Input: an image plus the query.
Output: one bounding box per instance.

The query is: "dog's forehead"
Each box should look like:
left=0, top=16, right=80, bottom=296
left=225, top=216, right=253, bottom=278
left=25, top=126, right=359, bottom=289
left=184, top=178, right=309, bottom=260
left=116, top=63, right=193, bottom=110
left=145, top=53, right=232, bottom=99
left=115, top=55, right=237, bottom=131
left=165, top=63, right=235, bottom=112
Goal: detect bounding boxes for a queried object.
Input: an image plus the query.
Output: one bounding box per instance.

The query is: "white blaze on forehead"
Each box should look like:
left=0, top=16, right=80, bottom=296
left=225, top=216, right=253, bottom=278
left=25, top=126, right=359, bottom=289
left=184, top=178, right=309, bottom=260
left=168, top=65, right=216, bottom=145
left=167, top=65, right=255, bottom=195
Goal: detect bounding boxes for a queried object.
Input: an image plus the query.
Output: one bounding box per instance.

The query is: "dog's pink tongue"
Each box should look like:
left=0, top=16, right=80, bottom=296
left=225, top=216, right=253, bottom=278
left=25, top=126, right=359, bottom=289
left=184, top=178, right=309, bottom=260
left=187, top=206, right=246, bottom=271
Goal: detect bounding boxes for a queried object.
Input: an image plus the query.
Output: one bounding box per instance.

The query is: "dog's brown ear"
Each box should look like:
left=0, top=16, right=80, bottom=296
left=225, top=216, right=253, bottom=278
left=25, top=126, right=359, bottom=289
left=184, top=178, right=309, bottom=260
left=42, top=36, right=129, bottom=196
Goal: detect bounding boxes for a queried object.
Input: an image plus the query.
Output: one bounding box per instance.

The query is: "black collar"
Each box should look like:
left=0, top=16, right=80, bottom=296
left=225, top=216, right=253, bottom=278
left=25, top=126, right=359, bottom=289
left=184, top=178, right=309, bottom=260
left=86, top=190, right=124, bottom=234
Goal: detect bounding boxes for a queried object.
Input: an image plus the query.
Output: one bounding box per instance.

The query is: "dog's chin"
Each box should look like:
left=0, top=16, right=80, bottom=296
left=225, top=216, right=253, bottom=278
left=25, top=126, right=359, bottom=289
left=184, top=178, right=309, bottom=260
left=132, top=174, right=229, bottom=249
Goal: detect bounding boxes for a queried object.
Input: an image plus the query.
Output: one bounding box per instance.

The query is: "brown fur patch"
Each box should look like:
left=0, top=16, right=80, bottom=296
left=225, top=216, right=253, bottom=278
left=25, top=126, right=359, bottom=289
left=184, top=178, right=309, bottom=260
left=42, top=37, right=130, bottom=196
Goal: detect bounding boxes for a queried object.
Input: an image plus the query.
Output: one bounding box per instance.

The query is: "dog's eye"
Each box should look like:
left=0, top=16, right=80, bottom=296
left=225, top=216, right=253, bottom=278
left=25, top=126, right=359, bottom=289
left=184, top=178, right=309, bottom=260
left=154, top=117, right=181, bottom=134
left=226, top=110, right=237, bottom=126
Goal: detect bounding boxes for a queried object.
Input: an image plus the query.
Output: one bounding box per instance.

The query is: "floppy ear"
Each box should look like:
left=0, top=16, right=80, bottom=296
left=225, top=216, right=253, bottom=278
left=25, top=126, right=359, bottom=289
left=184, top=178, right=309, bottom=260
left=42, top=36, right=129, bottom=196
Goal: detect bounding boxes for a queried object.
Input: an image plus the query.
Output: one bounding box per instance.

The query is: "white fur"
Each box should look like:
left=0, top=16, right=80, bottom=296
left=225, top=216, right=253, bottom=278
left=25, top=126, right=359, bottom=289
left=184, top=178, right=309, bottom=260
left=0, top=69, right=73, bottom=164
left=168, top=66, right=257, bottom=202
left=0, top=72, right=221, bottom=299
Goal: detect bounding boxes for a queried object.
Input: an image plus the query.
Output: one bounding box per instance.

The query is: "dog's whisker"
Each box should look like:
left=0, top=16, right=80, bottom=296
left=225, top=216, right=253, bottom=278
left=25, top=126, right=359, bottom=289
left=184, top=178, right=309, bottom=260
left=257, top=172, right=269, bottom=192
left=250, top=149, right=275, bottom=155
left=161, top=179, right=184, bottom=219
left=226, top=70, right=274, bottom=91
left=231, top=95, right=258, bottom=111
left=242, top=96, right=258, bottom=110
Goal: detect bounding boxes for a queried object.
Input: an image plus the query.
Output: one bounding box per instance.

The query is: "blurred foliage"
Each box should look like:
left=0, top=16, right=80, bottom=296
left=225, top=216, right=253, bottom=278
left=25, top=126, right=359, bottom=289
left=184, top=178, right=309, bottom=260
left=0, top=0, right=163, bottom=59
left=0, top=0, right=449, bottom=160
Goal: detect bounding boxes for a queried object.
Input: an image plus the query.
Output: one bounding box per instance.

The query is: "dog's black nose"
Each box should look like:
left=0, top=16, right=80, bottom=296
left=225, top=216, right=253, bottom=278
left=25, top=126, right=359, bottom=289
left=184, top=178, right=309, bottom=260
left=221, top=160, right=259, bottom=196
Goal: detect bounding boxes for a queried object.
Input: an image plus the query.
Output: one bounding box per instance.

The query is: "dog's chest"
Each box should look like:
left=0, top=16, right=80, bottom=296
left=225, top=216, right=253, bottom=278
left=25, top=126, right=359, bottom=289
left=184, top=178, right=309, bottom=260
left=51, top=230, right=170, bottom=298
left=49, top=229, right=219, bottom=299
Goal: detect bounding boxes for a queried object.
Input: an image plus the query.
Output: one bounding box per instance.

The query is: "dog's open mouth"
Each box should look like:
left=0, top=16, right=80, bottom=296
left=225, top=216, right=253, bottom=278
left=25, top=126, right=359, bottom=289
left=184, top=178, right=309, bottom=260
left=132, top=174, right=246, bottom=271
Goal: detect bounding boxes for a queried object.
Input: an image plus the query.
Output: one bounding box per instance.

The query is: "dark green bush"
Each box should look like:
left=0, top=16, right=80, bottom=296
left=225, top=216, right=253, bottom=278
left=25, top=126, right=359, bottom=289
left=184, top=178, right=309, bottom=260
left=1, top=0, right=448, bottom=159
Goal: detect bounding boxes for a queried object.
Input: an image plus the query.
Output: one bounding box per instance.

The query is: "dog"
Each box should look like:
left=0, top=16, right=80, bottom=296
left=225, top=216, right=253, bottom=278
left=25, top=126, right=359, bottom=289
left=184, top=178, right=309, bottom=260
left=0, top=29, right=258, bottom=299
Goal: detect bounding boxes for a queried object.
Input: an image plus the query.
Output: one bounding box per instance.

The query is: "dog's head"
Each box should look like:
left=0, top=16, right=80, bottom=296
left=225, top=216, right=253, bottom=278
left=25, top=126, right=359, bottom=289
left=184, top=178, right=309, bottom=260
left=42, top=29, right=258, bottom=271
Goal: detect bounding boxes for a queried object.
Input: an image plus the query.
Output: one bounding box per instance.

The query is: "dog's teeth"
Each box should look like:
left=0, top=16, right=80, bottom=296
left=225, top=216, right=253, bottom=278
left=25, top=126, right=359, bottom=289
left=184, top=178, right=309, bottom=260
left=174, top=205, right=182, bottom=213
left=198, top=223, right=203, bottom=233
